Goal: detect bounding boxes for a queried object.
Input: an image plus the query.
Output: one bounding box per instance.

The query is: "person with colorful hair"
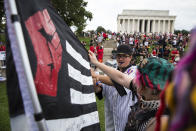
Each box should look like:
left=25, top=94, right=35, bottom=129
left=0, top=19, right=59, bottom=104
left=89, top=51, right=174, bottom=131
left=156, top=27, right=196, bottom=131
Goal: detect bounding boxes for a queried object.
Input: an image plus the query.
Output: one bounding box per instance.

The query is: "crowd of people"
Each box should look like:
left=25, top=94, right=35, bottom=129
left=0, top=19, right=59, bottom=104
left=0, top=44, right=6, bottom=52
left=87, top=28, right=194, bottom=131
left=0, top=43, right=6, bottom=67
left=114, top=32, right=189, bottom=66
left=0, top=43, right=6, bottom=80
left=86, top=30, right=190, bottom=67
left=88, top=33, right=105, bottom=63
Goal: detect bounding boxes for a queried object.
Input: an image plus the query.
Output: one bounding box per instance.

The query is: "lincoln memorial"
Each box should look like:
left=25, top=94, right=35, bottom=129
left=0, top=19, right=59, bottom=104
left=117, top=10, right=176, bottom=34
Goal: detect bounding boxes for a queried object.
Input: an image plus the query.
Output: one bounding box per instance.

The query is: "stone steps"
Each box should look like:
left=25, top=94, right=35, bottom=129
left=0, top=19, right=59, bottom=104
left=95, top=40, right=118, bottom=74
left=103, top=40, right=117, bottom=48
left=102, top=40, right=117, bottom=63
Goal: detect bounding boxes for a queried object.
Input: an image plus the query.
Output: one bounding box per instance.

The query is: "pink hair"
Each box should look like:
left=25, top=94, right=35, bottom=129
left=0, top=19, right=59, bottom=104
left=135, top=70, right=142, bottom=87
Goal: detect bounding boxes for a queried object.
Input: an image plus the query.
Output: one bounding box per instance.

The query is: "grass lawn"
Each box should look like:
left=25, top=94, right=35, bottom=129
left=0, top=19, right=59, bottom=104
left=96, top=98, right=105, bottom=131
left=0, top=37, right=105, bottom=130
left=79, top=37, right=91, bottom=50
left=0, top=82, right=10, bottom=131
left=0, top=82, right=105, bottom=131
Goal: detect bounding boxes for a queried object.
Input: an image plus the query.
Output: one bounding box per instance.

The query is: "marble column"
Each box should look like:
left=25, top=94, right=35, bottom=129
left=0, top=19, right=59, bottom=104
left=158, top=20, right=161, bottom=33
left=137, top=19, right=140, bottom=33
left=142, top=19, right=145, bottom=33
left=117, top=19, right=120, bottom=32
left=163, top=20, right=166, bottom=33
left=152, top=20, right=155, bottom=33
left=171, top=20, right=175, bottom=34
left=122, top=19, right=125, bottom=33
left=168, top=20, right=171, bottom=33
left=127, top=19, right=130, bottom=33
left=147, top=19, right=150, bottom=33
left=132, top=19, right=135, bottom=33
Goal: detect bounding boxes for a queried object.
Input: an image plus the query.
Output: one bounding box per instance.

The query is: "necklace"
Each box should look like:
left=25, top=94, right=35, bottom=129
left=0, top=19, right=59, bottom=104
left=140, top=98, right=160, bottom=110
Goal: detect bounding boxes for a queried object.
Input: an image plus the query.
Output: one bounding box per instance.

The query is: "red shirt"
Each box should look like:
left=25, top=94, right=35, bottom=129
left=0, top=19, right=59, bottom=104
left=96, top=45, right=100, bottom=52
left=152, top=50, right=156, bottom=56
left=97, top=48, right=103, bottom=60
left=171, top=50, right=179, bottom=61
left=89, top=46, right=95, bottom=53
left=135, top=39, right=138, bottom=45
left=2, top=45, right=5, bottom=51
left=103, top=33, right=107, bottom=39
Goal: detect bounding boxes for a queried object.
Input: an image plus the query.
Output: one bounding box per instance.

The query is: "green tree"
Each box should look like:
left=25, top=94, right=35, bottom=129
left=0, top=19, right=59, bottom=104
left=174, top=30, right=181, bottom=35
left=106, top=30, right=112, bottom=34
left=0, top=0, right=92, bottom=35
left=181, top=29, right=190, bottom=35
left=51, top=0, right=92, bottom=36
left=96, top=26, right=106, bottom=33
left=174, top=29, right=190, bottom=35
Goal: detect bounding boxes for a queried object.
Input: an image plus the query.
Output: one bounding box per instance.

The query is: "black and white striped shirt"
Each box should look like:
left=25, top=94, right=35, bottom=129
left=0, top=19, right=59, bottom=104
left=102, top=66, right=138, bottom=131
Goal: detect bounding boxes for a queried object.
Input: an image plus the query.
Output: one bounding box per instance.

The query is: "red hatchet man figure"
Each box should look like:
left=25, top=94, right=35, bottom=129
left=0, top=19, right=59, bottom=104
left=25, top=9, right=62, bottom=97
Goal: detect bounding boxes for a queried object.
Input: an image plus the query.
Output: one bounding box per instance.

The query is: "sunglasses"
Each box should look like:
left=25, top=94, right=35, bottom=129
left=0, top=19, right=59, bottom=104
left=116, top=54, right=130, bottom=58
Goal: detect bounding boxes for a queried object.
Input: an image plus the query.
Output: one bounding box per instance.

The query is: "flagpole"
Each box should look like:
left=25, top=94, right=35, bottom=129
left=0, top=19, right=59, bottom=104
left=7, top=0, right=48, bottom=130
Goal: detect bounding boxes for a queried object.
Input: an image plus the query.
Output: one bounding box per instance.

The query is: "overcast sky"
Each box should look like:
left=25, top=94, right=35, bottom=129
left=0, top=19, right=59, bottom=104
left=84, top=0, right=196, bottom=32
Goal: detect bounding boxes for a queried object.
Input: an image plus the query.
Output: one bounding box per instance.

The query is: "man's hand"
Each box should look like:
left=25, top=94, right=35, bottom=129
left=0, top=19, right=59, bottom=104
left=92, top=77, right=102, bottom=93
left=89, top=50, right=99, bottom=65
left=91, top=68, right=99, bottom=79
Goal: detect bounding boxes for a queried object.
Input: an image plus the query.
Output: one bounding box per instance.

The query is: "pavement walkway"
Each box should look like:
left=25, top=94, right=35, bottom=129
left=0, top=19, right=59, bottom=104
left=95, top=39, right=118, bottom=74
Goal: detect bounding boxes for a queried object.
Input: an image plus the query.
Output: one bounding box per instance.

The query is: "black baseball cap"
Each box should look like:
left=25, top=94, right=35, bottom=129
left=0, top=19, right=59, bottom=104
left=117, top=44, right=132, bottom=55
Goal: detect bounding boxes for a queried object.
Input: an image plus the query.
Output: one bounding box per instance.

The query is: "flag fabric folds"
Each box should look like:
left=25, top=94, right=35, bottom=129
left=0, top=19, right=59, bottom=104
left=5, top=0, right=100, bottom=130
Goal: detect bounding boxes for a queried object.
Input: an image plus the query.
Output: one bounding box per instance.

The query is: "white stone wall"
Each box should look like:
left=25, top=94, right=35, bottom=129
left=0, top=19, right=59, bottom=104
left=117, top=10, right=176, bottom=34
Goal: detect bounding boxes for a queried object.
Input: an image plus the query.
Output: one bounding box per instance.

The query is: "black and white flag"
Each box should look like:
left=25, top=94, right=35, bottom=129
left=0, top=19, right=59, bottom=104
left=5, top=0, right=100, bottom=130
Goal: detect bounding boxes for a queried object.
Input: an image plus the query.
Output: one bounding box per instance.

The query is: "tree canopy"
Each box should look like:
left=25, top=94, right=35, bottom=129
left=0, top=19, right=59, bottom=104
left=0, top=0, right=92, bottom=35
left=51, top=0, right=92, bottom=35
left=96, top=26, right=106, bottom=33
left=174, top=29, right=190, bottom=35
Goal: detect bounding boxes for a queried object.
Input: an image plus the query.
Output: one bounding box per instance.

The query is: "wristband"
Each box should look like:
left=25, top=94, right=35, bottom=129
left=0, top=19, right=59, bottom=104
left=96, top=81, right=101, bottom=86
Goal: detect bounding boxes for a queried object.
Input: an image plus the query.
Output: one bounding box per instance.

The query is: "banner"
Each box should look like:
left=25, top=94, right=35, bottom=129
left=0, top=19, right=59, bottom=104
left=0, top=51, right=6, bottom=60
left=5, top=0, right=100, bottom=130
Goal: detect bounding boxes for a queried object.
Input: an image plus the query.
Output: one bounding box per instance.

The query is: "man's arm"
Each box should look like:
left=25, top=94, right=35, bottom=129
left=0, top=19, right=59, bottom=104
left=91, top=68, right=113, bottom=86
left=96, top=75, right=113, bottom=86
left=89, top=51, right=132, bottom=89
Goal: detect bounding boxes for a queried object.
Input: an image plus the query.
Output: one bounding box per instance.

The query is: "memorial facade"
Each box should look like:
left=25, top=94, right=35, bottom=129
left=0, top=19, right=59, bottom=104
left=117, top=10, right=176, bottom=34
